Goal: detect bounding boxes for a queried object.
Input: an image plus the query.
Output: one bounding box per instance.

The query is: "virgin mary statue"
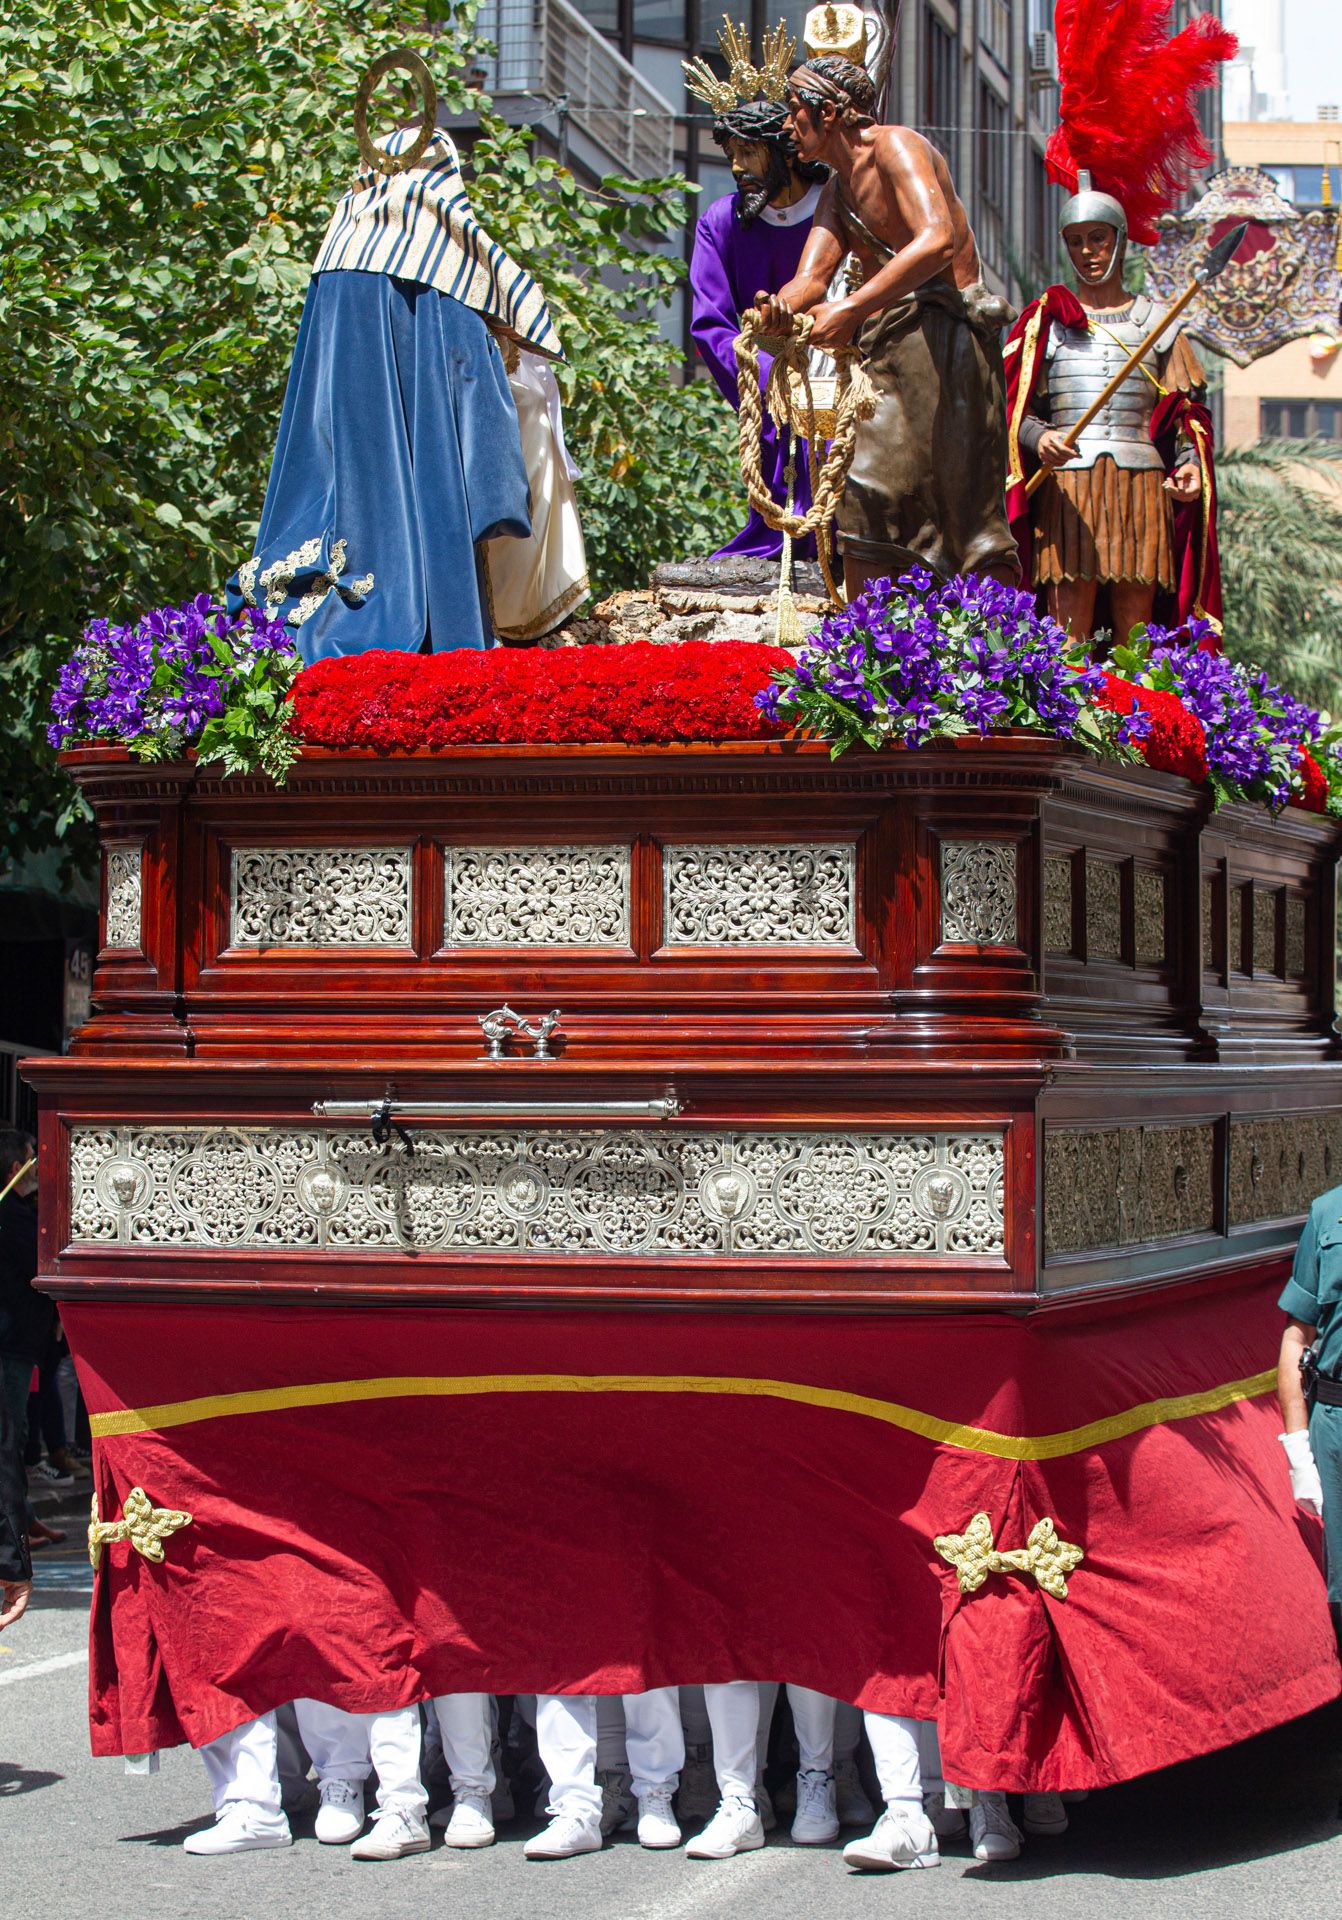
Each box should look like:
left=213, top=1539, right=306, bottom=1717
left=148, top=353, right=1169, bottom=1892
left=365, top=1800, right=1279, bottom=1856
left=227, top=122, right=587, bottom=661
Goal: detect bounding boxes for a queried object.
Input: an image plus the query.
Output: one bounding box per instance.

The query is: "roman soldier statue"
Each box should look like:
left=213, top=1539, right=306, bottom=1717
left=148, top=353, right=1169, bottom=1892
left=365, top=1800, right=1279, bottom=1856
left=1004, top=0, right=1235, bottom=639
left=685, top=19, right=830, bottom=560
left=753, top=53, right=1020, bottom=596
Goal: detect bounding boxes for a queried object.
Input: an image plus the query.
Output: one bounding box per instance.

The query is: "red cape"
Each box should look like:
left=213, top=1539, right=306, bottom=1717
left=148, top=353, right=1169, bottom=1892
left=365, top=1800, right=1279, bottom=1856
left=1003, top=286, right=1223, bottom=639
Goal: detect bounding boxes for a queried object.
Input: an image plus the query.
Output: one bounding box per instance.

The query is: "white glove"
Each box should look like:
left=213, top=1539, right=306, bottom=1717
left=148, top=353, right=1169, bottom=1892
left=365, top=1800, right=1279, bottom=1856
left=1280, top=1429, right=1324, bottom=1518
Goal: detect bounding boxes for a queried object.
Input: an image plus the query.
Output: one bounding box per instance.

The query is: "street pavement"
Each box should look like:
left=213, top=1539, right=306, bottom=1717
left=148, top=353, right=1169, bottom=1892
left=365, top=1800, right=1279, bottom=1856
left=4, top=1547, right=1341, bottom=1920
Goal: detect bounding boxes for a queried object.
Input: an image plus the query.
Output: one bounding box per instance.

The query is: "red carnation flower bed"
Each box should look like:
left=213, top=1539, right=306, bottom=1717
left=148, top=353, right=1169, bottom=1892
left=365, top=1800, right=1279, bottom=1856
left=291, top=642, right=791, bottom=751
left=1094, top=673, right=1209, bottom=785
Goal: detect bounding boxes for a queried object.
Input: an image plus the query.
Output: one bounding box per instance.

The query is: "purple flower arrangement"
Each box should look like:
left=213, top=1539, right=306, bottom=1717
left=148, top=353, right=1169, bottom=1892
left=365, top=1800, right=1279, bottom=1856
left=756, top=569, right=1143, bottom=762
left=48, top=595, right=302, bottom=782
left=1112, top=623, right=1327, bottom=811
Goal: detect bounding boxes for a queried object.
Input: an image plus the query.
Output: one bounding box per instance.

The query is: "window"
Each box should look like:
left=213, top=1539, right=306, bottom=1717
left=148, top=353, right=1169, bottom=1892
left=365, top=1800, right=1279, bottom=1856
left=1260, top=399, right=1342, bottom=440
left=923, top=16, right=958, bottom=167
left=979, top=0, right=1011, bottom=71
left=977, top=81, right=1008, bottom=276
left=632, top=0, right=685, bottom=43
left=1027, top=147, right=1050, bottom=278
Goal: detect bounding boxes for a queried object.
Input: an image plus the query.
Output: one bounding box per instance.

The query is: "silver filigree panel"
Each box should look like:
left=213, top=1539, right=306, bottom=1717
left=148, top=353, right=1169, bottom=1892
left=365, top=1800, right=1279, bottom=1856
left=229, top=846, right=414, bottom=948
left=443, top=845, right=630, bottom=948
left=1044, top=856, right=1074, bottom=955
left=939, top=841, right=1019, bottom=947
left=1085, top=858, right=1122, bottom=961
left=1253, top=885, right=1280, bottom=976
left=104, top=842, right=144, bottom=952
left=662, top=843, right=856, bottom=947
left=69, top=1124, right=1005, bottom=1259
left=1134, top=866, right=1167, bottom=968
left=1229, top=882, right=1247, bottom=971
left=1286, top=893, right=1307, bottom=979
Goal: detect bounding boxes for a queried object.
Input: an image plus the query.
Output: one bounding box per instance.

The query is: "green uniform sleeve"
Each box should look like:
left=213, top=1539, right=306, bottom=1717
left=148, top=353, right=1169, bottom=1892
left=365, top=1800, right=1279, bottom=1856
left=1279, top=1204, right=1322, bottom=1326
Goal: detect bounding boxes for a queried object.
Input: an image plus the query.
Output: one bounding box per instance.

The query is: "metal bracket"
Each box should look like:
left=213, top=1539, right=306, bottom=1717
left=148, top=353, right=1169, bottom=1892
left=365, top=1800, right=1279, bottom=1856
left=479, top=1005, right=562, bottom=1060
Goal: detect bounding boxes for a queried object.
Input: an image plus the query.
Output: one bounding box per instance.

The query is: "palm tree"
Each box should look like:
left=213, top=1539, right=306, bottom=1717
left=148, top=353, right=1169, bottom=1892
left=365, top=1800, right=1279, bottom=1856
left=1217, top=440, right=1342, bottom=711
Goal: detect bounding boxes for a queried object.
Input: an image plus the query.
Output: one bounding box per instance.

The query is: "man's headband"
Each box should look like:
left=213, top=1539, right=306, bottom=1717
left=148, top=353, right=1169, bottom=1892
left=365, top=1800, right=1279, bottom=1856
left=789, top=61, right=874, bottom=126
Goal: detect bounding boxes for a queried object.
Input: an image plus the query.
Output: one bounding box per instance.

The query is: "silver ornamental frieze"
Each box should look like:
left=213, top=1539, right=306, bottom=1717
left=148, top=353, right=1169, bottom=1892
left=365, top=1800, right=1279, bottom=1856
left=103, top=842, right=144, bottom=952
left=229, top=846, right=414, bottom=948
left=443, top=845, right=631, bottom=947
left=69, top=1124, right=1005, bottom=1259
left=939, top=841, right=1018, bottom=947
left=662, top=843, right=855, bottom=947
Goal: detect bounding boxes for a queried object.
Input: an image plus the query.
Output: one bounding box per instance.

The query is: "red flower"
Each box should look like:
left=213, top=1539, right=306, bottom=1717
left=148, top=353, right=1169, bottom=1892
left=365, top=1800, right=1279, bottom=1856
left=289, top=643, right=793, bottom=751
left=1094, top=674, right=1208, bottom=784
left=1288, top=746, right=1330, bottom=813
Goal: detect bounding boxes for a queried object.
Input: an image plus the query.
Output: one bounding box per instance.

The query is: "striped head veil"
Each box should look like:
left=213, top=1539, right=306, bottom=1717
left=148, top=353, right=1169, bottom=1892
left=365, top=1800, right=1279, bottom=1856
left=312, top=127, right=564, bottom=361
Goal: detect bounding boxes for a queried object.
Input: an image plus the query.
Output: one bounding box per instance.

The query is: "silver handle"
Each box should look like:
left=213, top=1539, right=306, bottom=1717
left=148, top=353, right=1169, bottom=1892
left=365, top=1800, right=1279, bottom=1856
left=311, top=1096, right=684, bottom=1123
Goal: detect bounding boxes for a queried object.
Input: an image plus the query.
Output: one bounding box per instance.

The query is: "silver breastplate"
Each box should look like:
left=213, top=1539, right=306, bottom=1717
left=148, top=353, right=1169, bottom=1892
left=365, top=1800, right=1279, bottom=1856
left=1045, top=313, right=1163, bottom=472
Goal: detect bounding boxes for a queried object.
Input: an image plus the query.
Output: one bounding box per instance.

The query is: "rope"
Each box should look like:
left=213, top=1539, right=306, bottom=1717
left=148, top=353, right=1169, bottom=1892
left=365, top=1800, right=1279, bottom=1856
left=733, top=310, right=877, bottom=610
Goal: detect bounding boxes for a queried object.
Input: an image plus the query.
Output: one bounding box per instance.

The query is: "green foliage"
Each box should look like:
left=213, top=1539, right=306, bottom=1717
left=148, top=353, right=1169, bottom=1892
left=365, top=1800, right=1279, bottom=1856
left=0, top=0, right=738, bottom=878
left=1217, top=439, right=1342, bottom=713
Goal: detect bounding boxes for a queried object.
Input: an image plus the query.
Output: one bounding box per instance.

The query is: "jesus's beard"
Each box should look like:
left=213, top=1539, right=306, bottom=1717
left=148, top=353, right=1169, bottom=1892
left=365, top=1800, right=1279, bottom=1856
left=733, top=149, right=795, bottom=228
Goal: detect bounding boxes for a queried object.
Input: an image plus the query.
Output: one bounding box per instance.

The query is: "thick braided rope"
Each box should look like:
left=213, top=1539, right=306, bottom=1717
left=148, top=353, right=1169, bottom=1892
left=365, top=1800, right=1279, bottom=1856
left=733, top=311, right=876, bottom=548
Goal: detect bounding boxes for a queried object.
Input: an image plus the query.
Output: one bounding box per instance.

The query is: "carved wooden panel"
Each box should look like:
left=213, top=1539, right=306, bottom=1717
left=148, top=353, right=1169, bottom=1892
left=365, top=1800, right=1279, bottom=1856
left=230, top=846, right=414, bottom=948
left=1286, top=893, right=1307, bottom=979
left=1045, top=1122, right=1216, bottom=1256
left=1253, top=886, right=1280, bottom=976
left=443, top=845, right=631, bottom=948
left=69, top=1124, right=1006, bottom=1259
left=1229, top=882, right=1247, bottom=971
left=1228, top=1113, right=1342, bottom=1226
left=1085, top=859, right=1123, bottom=961
left=103, top=842, right=144, bottom=952
left=939, top=841, right=1019, bottom=946
left=1201, top=874, right=1216, bottom=971
left=662, top=843, right=855, bottom=947
left=1044, top=856, right=1073, bottom=955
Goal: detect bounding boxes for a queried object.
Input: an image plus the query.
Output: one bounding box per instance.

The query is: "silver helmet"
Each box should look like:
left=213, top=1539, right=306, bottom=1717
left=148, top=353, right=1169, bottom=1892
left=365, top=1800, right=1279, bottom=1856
left=1059, top=170, right=1128, bottom=249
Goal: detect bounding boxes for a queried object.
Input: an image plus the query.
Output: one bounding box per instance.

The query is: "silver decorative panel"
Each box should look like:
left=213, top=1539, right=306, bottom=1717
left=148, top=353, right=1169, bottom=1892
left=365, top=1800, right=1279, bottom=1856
left=1134, top=866, right=1167, bottom=968
left=444, top=844, right=630, bottom=948
left=1044, top=856, right=1074, bottom=955
left=939, top=841, right=1018, bottom=947
left=1286, top=893, right=1307, bottom=979
left=104, top=842, right=144, bottom=952
left=69, top=1124, right=1005, bottom=1259
left=1086, top=858, right=1122, bottom=960
left=1253, top=885, right=1280, bottom=976
left=663, top=843, right=855, bottom=948
left=229, top=846, right=413, bottom=948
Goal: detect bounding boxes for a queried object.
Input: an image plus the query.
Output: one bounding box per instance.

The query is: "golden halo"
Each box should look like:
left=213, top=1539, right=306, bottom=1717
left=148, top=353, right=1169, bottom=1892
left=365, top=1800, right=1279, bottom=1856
left=354, top=48, right=438, bottom=175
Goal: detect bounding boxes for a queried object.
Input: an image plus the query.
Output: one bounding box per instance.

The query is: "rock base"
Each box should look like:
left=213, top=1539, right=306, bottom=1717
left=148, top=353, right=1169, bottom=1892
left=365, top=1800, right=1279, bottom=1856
left=544, top=555, right=833, bottom=649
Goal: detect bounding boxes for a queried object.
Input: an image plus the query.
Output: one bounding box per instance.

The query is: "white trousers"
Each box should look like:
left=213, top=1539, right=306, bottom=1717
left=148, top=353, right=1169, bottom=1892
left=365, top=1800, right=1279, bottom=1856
left=864, top=1711, right=923, bottom=1808
left=679, top=1681, right=774, bottom=1795
left=429, top=1693, right=495, bottom=1794
left=199, top=1713, right=286, bottom=1827
left=917, top=1719, right=945, bottom=1793
left=785, top=1688, right=865, bottom=1771
left=594, top=1688, right=685, bottom=1792
left=291, top=1699, right=427, bottom=1817
left=535, top=1695, right=602, bottom=1825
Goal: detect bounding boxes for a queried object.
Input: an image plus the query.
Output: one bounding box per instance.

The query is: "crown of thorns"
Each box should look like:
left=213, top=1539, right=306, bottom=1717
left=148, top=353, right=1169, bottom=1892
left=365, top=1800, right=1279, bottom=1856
left=684, top=16, right=796, bottom=114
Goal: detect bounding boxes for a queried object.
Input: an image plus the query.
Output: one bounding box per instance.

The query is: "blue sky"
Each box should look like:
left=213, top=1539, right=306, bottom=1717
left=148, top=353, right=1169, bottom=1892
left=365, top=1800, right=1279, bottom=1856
left=1285, top=1, right=1342, bottom=118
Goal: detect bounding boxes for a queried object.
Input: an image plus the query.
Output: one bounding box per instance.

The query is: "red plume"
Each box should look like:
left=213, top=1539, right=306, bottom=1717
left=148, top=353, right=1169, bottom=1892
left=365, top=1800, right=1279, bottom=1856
left=1045, top=0, right=1237, bottom=245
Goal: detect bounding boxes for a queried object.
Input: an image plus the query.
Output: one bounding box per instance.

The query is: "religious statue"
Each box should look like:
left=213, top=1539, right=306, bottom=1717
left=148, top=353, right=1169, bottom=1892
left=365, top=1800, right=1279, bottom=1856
left=752, top=54, right=1019, bottom=597
left=685, top=19, right=829, bottom=562
left=228, top=52, right=587, bottom=661
left=1004, top=0, right=1235, bottom=639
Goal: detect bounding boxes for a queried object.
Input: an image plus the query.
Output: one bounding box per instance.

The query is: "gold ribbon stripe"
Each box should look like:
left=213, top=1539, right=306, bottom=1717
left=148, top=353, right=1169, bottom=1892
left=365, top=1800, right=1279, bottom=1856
left=88, top=1366, right=1276, bottom=1462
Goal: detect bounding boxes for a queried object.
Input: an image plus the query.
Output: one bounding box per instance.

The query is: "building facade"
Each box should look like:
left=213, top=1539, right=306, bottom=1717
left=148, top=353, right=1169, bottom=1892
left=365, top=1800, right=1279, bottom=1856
left=1219, top=118, right=1342, bottom=449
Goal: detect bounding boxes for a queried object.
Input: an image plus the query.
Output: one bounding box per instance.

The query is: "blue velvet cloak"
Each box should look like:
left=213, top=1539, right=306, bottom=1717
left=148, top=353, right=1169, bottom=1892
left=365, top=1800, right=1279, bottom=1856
left=227, top=271, right=531, bottom=662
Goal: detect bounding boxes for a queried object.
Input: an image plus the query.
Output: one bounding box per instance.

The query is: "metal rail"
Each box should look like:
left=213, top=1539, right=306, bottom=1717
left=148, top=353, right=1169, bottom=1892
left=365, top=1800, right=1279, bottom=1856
left=312, top=1095, right=684, bottom=1124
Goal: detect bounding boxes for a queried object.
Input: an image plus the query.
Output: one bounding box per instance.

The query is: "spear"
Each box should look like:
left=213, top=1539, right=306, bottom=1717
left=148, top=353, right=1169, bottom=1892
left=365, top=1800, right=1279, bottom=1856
left=1024, top=220, right=1248, bottom=498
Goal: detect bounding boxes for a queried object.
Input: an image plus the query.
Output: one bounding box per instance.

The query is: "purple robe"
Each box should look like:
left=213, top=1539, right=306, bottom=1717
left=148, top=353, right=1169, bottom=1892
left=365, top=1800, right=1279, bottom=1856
left=690, top=188, right=820, bottom=561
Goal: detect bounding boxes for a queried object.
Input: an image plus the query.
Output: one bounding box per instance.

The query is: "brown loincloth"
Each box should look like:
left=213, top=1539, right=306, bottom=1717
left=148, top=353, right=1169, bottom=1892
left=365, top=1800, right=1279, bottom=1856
left=1032, top=456, right=1174, bottom=588
left=839, top=281, right=1020, bottom=582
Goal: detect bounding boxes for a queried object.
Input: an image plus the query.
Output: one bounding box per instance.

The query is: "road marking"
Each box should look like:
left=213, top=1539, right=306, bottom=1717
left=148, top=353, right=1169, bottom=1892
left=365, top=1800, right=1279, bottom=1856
left=0, top=1648, right=88, bottom=1687
left=624, top=1845, right=796, bottom=1920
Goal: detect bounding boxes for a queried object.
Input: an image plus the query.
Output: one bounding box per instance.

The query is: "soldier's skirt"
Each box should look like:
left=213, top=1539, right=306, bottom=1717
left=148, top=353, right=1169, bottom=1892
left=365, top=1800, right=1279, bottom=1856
left=1032, top=456, right=1175, bottom=589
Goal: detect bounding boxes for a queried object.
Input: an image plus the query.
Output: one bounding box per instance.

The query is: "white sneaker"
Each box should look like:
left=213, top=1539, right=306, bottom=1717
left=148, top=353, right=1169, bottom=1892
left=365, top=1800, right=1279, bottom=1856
left=791, top=1768, right=839, bottom=1844
left=676, top=1743, right=717, bottom=1822
left=524, top=1813, right=603, bottom=1859
left=834, top=1757, right=875, bottom=1828
left=924, top=1789, right=966, bottom=1839
left=1023, top=1790, right=1068, bottom=1836
left=31, top=1459, right=74, bottom=1487
left=969, top=1793, right=1022, bottom=1862
left=596, top=1765, right=636, bottom=1836
left=183, top=1805, right=293, bottom=1854
left=685, top=1796, right=766, bottom=1858
left=636, top=1785, right=681, bottom=1849
left=755, top=1775, right=776, bottom=1832
left=350, top=1808, right=431, bottom=1859
left=314, top=1777, right=365, bottom=1844
left=842, top=1806, right=940, bottom=1872
left=442, top=1787, right=495, bottom=1848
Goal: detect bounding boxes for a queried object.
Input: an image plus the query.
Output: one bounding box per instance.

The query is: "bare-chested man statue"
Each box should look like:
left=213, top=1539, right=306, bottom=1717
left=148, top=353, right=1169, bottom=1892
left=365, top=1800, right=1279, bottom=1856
left=754, top=54, right=1019, bottom=597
